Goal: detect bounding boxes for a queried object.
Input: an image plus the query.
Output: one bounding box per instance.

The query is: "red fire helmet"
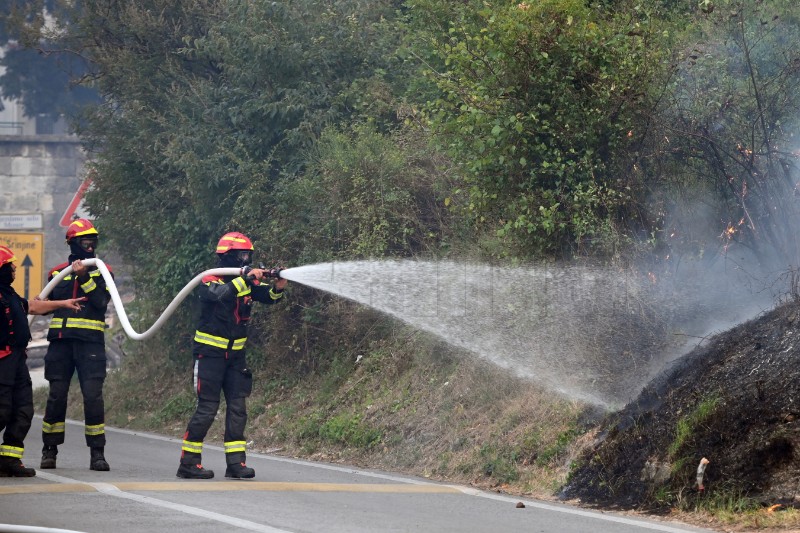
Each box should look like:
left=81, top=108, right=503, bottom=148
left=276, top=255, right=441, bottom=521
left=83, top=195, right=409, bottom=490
left=0, top=245, right=16, bottom=266
left=65, top=218, right=99, bottom=242
left=216, top=232, right=254, bottom=254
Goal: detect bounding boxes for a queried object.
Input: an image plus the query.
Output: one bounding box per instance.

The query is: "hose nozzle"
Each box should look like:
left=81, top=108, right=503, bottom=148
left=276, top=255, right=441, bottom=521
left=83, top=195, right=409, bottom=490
left=258, top=263, right=284, bottom=279
left=265, top=267, right=283, bottom=279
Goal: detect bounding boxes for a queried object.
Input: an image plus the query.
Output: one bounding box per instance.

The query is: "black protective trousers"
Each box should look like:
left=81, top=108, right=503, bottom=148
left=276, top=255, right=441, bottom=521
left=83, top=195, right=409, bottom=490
left=0, top=349, right=33, bottom=452
left=181, top=352, right=253, bottom=466
left=42, top=339, right=107, bottom=448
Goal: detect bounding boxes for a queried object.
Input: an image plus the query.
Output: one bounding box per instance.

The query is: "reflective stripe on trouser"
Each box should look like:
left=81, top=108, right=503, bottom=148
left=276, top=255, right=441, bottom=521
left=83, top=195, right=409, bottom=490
left=225, top=441, right=246, bottom=454
left=0, top=444, right=24, bottom=459
left=182, top=355, right=249, bottom=465
left=85, top=423, right=105, bottom=437
left=181, top=396, right=218, bottom=465
left=225, top=441, right=247, bottom=466
left=182, top=401, right=248, bottom=465
left=42, top=340, right=107, bottom=448
left=43, top=378, right=106, bottom=447
left=180, top=438, right=204, bottom=463
left=42, top=421, right=66, bottom=435
left=0, top=349, right=34, bottom=453
left=223, top=396, right=248, bottom=464
left=182, top=440, right=203, bottom=454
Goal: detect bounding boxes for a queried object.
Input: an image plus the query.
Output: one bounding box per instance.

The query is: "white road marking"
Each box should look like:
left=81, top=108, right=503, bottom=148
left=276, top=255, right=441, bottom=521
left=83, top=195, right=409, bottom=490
left=39, top=417, right=707, bottom=533
left=34, top=471, right=290, bottom=533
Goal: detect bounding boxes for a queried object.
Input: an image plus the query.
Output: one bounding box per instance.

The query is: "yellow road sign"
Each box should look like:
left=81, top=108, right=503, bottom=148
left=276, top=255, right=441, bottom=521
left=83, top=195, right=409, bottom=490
left=0, top=232, right=44, bottom=299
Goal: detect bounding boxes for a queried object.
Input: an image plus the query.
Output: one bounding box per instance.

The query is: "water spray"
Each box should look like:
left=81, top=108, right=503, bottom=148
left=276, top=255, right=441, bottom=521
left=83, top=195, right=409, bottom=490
left=28, top=258, right=286, bottom=340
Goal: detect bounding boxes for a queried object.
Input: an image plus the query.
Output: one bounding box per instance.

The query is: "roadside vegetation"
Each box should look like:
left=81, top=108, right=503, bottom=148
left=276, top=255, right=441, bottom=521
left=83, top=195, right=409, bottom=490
left=9, top=0, right=800, bottom=530
left=34, top=310, right=592, bottom=499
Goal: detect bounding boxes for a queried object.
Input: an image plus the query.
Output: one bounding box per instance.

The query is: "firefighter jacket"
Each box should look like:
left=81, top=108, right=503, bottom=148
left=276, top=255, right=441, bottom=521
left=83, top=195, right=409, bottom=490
left=0, top=284, right=30, bottom=359
left=46, top=259, right=112, bottom=343
left=193, top=273, right=284, bottom=356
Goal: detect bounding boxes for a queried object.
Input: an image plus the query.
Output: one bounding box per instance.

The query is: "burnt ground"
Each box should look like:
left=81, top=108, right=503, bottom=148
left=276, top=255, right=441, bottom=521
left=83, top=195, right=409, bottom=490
left=564, top=301, right=800, bottom=510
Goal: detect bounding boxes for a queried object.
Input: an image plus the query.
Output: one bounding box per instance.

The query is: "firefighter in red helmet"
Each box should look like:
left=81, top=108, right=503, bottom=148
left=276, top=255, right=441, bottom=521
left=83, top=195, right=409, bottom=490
left=177, top=232, right=288, bottom=479
left=40, top=218, right=114, bottom=471
left=0, top=246, right=84, bottom=477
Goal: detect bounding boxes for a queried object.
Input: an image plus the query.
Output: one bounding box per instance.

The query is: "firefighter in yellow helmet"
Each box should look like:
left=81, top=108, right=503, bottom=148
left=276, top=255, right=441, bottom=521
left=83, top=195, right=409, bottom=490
left=0, top=246, right=84, bottom=477
left=177, top=232, right=288, bottom=479
left=40, top=218, right=114, bottom=472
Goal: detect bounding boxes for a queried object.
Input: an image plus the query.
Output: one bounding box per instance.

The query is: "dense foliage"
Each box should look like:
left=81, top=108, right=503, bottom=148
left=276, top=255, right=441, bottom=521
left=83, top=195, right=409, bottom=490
left=406, top=0, right=671, bottom=258
left=2, top=0, right=800, bottom=353
left=62, top=0, right=407, bottom=296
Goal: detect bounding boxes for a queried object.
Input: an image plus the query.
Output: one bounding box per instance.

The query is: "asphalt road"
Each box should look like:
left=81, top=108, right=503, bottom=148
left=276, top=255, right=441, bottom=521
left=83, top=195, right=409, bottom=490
left=0, top=418, right=715, bottom=533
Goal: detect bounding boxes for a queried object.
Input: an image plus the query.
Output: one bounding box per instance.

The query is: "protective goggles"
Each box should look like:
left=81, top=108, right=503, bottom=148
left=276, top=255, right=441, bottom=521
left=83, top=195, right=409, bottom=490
left=77, top=236, right=99, bottom=252
left=234, top=250, right=253, bottom=264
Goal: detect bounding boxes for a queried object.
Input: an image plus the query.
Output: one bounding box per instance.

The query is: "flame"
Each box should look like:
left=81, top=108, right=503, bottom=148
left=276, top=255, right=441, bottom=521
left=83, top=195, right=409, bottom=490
left=720, top=224, right=736, bottom=239
left=737, top=143, right=753, bottom=157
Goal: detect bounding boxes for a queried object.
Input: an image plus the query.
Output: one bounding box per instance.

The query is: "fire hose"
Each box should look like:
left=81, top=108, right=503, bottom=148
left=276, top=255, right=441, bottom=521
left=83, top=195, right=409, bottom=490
left=27, top=258, right=283, bottom=340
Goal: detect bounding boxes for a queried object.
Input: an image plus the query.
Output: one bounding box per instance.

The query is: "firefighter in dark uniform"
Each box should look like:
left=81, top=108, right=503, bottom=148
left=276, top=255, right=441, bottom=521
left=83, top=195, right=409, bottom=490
left=177, top=232, right=287, bottom=479
left=40, top=219, right=114, bottom=471
left=0, top=245, right=84, bottom=477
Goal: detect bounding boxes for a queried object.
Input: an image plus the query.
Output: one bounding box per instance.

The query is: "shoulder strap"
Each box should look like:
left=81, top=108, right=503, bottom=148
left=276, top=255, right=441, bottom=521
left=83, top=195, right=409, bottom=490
left=0, top=293, right=13, bottom=354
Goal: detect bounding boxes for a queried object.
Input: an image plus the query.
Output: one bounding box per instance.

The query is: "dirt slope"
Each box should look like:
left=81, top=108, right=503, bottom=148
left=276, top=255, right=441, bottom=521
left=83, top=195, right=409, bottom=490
left=564, top=301, right=800, bottom=509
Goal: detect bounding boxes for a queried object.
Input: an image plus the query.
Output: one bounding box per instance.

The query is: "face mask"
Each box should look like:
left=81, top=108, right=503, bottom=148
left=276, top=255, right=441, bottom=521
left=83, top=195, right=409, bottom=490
left=0, top=263, right=13, bottom=285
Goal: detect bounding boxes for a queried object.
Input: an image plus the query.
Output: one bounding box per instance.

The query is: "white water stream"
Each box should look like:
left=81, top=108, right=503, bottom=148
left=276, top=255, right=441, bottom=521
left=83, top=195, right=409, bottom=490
left=281, top=260, right=774, bottom=407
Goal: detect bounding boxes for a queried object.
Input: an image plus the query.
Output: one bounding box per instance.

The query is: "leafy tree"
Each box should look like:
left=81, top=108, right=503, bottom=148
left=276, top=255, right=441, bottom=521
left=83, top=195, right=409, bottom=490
left=248, top=123, right=455, bottom=265
left=34, top=0, right=415, bottom=308
left=405, top=0, right=672, bottom=260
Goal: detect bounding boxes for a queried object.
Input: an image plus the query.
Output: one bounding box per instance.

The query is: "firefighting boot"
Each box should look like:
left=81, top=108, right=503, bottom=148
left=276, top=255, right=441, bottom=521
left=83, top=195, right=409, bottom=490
left=89, top=447, right=110, bottom=471
left=225, top=462, right=255, bottom=479
left=176, top=463, right=215, bottom=479
left=0, top=456, right=36, bottom=477
left=40, top=445, right=58, bottom=469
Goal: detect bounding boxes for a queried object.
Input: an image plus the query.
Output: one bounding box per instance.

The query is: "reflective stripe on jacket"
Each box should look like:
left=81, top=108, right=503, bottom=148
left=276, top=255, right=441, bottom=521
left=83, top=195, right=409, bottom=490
left=46, top=261, right=112, bottom=343
left=193, top=330, right=247, bottom=351
left=193, top=274, right=283, bottom=356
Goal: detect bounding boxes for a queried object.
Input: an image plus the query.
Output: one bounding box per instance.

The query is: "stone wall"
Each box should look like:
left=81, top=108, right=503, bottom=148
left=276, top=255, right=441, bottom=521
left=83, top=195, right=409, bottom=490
left=0, top=134, right=86, bottom=274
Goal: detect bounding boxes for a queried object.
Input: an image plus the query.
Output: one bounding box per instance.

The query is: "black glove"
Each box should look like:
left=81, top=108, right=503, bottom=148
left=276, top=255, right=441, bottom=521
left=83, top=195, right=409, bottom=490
left=241, top=266, right=254, bottom=280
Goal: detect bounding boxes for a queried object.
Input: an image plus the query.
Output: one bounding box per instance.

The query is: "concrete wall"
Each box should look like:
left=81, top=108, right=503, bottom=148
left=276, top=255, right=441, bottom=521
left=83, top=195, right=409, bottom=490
left=0, top=134, right=86, bottom=274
